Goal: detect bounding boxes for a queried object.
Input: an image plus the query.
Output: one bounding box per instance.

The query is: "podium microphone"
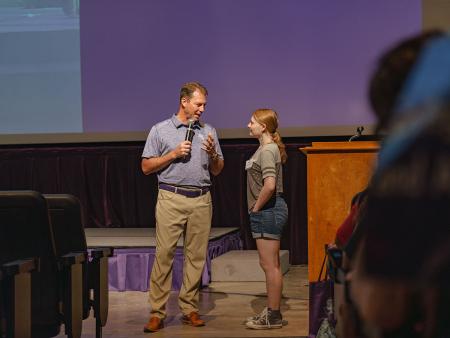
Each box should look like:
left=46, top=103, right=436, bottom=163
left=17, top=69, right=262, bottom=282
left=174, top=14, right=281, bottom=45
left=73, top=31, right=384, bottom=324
left=349, top=126, right=364, bottom=142
left=185, top=119, right=195, bottom=142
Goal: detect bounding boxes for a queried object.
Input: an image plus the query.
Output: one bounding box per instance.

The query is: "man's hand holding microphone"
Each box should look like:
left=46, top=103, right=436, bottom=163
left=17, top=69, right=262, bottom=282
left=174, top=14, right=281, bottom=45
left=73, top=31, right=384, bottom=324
left=173, top=141, right=192, bottom=158
left=172, top=119, right=218, bottom=160
left=172, top=119, right=195, bottom=159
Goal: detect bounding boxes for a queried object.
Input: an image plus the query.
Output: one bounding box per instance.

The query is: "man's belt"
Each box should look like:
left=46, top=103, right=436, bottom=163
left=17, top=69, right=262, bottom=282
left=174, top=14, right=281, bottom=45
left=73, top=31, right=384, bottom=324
left=159, top=183, right=209, bottom=198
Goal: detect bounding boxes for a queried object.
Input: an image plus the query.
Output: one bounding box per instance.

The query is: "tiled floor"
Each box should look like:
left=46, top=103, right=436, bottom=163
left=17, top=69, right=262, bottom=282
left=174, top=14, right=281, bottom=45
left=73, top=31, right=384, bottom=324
left=58, top=265, right=309, bottom=338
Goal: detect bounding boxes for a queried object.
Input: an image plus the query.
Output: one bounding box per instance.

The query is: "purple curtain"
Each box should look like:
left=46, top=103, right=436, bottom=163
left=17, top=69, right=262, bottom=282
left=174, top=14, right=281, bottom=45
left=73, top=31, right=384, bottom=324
left=0, top=141, right=308, bottom=264
left=104, top=230, right=243, bottom=292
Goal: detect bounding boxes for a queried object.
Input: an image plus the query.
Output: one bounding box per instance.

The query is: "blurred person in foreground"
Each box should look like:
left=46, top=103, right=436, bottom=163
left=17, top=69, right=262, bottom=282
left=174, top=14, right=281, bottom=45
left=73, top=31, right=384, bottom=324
left=345, top=32, right=450, bottom=338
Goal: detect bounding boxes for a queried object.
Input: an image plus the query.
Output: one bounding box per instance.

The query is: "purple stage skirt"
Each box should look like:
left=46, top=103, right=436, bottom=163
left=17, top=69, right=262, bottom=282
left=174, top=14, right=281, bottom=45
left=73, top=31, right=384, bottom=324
left=108, top=230, right=242, bottom=291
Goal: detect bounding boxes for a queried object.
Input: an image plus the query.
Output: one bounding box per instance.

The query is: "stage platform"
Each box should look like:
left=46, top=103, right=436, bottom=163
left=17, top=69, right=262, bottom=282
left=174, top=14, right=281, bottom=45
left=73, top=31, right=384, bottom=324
left=85, top=227, right=237, bottom=248
left=85, top=227, right=242, bottom=292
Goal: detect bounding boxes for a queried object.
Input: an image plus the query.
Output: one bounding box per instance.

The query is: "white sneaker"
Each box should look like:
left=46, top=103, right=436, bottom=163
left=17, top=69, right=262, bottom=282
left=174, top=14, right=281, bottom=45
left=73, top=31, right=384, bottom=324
left=244, top=307, right=268, bottom=324
left=245, top=309, right=283, bottom=330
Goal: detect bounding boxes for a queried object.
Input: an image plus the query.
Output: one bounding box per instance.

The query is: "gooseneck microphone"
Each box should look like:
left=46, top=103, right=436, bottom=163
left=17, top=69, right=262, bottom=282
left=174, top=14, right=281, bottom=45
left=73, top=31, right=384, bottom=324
left=185, top=119, right=195, bottom=142
left=349, top=126, right=364, bottom=142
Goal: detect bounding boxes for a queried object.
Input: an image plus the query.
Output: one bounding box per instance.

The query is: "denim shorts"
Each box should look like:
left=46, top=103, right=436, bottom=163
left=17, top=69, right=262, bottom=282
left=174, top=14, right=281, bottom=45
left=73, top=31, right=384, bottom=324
left=249, top=195, right=288, bottom=240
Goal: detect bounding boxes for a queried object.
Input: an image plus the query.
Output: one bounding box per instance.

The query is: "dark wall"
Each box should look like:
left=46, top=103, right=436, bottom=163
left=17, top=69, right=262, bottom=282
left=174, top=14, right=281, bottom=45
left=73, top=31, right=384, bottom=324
left=0, top=136, right=375, bottom=264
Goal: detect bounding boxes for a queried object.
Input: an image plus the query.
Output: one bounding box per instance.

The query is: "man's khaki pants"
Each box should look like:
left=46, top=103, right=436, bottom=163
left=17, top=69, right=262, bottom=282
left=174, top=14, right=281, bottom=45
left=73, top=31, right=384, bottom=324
left=149, top=189, right=212, bottom=319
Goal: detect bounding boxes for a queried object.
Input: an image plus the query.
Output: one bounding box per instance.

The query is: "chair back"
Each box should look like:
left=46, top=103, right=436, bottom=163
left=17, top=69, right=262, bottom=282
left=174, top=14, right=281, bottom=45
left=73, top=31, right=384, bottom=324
left=0, top=191, right=61, bottom=337
left=44, top=194, right=90, bottom=319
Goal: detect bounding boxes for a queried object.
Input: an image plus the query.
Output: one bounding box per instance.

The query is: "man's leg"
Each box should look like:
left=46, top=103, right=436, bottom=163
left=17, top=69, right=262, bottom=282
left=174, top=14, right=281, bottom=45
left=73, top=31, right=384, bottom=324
left=149, top=190, right=187, bottom=319
left=178, top=192, right=212, bottom=316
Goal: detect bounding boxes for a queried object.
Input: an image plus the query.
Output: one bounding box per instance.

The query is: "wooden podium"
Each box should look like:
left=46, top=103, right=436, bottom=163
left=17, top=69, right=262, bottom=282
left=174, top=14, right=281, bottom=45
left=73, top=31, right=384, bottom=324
left=300, top=141, right=379, bottom=281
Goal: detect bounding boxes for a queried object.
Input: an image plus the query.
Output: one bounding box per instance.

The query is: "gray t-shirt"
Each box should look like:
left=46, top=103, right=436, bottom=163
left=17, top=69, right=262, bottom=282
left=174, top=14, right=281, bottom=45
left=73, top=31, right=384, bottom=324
left=142, top=115, right=223, bottom=187
left=246, top=143, right=283, bottom=212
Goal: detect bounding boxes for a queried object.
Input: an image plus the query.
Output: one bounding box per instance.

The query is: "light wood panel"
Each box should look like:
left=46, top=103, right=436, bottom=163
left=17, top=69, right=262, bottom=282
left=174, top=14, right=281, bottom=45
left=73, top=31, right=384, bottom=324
left=422, top=0, right=450, bottom=32
left=301, top=142, right=379, bottom=281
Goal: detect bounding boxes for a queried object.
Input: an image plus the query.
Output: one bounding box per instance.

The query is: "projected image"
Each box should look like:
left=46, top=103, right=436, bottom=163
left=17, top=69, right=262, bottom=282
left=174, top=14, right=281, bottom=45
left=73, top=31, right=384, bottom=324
left=3, top=0, right=79, bottom=16
left=80, top=0, right=421, bottom=135
left=0, top=0, right=82, bottom=134
left=0, top=0, right=421, bottom=142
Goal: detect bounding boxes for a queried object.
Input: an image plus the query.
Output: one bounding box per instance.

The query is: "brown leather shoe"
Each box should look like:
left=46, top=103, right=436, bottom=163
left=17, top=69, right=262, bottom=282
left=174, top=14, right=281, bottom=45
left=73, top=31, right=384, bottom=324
left=143, top=316, right=164, bottom=332
left=181, top=311, right=205, bottom=327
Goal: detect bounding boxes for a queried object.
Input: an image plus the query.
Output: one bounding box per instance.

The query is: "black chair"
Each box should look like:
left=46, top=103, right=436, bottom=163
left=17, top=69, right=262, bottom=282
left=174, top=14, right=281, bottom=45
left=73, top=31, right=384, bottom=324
left=1, top=258, right=36, bottom=338
left=0, top=191, right=84, bottom=338
left=43, top=194, right=112, bottom=338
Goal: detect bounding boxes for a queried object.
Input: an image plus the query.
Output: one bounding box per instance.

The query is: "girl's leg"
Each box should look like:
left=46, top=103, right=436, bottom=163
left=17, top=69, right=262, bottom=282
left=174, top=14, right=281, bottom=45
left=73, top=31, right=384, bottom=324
left=256, top=238, right=282, bottom=310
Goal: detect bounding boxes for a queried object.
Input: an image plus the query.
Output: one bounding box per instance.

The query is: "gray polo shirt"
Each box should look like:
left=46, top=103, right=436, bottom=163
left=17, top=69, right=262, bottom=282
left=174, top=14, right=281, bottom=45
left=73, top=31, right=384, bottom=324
left=142, top=115, right=223, bottom=187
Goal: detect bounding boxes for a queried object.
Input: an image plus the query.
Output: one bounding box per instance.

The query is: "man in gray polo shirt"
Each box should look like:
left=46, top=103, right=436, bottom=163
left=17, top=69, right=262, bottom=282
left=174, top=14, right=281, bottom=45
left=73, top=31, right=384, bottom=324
left=141, top=82, right=224, bottom=333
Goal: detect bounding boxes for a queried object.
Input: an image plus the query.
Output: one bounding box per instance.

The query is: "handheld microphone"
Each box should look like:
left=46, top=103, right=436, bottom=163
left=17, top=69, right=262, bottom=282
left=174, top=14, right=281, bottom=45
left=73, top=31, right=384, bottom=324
left=185, top=119, right=195, bottom=142
left=349, top=126, right=364, bottom=142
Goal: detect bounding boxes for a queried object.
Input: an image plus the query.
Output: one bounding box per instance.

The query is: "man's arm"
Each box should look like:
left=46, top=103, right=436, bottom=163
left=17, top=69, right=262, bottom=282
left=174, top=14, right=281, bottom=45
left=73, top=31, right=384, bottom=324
left=141, top=141, right=191, bottom=175
left=209, top=155, right=224, bottom=176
